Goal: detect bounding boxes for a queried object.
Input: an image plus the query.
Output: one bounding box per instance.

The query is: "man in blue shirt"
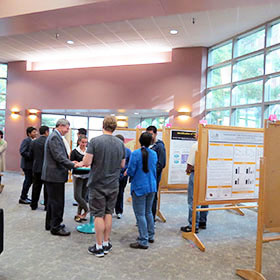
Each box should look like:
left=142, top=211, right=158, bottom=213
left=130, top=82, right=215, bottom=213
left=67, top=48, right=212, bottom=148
left=146, top=126, right=166, bottom=222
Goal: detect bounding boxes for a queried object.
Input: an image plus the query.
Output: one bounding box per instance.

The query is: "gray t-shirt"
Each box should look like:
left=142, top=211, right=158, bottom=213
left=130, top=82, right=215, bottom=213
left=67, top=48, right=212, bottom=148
left=86, top=134, right=125, bottom=189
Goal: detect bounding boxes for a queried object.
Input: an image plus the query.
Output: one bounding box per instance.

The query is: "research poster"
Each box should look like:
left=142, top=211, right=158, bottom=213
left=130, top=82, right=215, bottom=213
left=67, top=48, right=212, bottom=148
left=113, top=129, right=136, bottom=151
left=206, top=129, right=263, bottom=201
left=168, top=130, right=196, bottom=185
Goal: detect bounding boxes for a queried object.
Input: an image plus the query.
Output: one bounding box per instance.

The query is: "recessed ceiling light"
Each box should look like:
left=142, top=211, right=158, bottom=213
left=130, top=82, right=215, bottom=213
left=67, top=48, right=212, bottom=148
left=134, top=112, right=139, bottom=115
left=67, top=40, right=74, bottom=45
left=170, top=30, right=178, bottom=35
left=111, top=113, right=115, bottom=116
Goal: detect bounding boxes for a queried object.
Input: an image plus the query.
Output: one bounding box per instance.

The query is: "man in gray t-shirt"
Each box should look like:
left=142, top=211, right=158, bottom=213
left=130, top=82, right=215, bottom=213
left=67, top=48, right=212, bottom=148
left=77, top=116, right=125, bottom=258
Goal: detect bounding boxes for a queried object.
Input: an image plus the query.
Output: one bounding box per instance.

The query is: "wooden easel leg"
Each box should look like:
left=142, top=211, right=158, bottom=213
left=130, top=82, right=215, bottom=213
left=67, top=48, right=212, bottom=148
left=236, top=269, right=266, bottom=280
left=225, top=204, right=245, bottom=216
left=156, top=209, right=166, bottom=223
left=156, top=187, right=166, bottom=222
left=182, top=232, right=205, bottom=252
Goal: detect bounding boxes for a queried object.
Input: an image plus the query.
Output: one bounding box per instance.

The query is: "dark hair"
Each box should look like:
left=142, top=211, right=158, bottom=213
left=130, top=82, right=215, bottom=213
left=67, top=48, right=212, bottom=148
left=39, top=126, right=49, bottom=135
left=146, top=125, right=157, bottom=134
left=139, top=132, right=152, bottom=173
left=77, top=135, right=87, bottom=145
left=78, top=128, right=87, bottom=135
left=115, top=134, right=125, bottom=142
left=26, top=126, right=36, bottom=136
left=0, top=130, right=3, bottom=139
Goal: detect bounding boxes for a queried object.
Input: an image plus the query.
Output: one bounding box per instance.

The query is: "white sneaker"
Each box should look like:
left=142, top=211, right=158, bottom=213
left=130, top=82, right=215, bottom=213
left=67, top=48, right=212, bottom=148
left=117, top=213, right=122, bottom=219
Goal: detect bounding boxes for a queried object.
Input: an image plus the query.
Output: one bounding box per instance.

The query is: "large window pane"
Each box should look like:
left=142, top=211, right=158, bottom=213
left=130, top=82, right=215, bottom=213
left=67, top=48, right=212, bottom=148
left=206, top=87, right=230, bottom=109
left=89, top=117, right=104, bottom=130
left=208, top=42, right=232, bottom=66
left=267, top=22, right=280, bottom=47
left=66, top=116, right=88, bottom=129
left=0, top=95, right=6, bottom=109
left=266, top=48, right=280, bottom=74
left=235, top=29, right=265, bottom=57
left=265, top=104, right=280, bottom=119
left=207, top=64, right=231, bottom=87
left=206, top=110, right=230, bottom=126
left=233, top=54, right=264, bottom=82
left=141, top=118, right=152, bottom=128
left=88, top=130, right=103, bottom=140
left=0, top=79, right=7, bottom=94
left=0, top=110, right=5, bottom=128
left=0, top=64, right=7, bottom=78
left=265, top=75, right=280, bottom=101
left=232, top=107, right=262, bottom=128
left=41, top=114, right=64, bottom=127
left=232, top=80, right=263, bottom=106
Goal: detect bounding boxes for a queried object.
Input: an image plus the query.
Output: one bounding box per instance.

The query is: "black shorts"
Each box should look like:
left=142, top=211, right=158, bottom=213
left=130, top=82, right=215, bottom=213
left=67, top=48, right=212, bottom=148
left=89, top=187, right=119, bottom=217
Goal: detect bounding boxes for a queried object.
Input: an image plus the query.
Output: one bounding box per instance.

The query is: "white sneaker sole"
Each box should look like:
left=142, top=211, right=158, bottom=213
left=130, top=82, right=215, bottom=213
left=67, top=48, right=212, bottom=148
left=87, top=249, right=104, bottom=257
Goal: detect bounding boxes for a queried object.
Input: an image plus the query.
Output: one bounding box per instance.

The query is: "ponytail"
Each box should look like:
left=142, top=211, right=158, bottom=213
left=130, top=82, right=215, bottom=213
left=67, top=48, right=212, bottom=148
left=139, top=132, right=153, bottom=173
left=141, top=147, right=149, bottom=173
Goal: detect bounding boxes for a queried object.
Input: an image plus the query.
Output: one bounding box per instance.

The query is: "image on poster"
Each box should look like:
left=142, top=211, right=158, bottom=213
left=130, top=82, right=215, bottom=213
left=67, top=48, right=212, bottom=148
left=206, top=130, right=263, bottom=201
left=168, top=130, right=196, bottom=185
left=113, top=130, right=136, bottom=151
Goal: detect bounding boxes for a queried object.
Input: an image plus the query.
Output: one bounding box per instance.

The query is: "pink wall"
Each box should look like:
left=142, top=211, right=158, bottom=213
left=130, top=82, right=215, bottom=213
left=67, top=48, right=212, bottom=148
left=6, top=47, right=207, bottom=171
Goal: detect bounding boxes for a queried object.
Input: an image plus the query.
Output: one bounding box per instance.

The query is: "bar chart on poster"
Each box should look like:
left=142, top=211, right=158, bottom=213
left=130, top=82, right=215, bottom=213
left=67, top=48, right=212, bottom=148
left=206, top=129, right=264, bottom=201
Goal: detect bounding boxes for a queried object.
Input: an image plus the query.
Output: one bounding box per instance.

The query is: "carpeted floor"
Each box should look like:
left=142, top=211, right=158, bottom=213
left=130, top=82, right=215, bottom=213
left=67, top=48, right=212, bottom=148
left=0, top=172, right=279, bottom=280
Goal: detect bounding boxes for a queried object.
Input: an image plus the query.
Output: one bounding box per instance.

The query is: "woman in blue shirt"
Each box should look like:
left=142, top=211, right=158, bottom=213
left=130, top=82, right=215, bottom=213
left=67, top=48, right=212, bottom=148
left=127, top=132, right=157, bottom=249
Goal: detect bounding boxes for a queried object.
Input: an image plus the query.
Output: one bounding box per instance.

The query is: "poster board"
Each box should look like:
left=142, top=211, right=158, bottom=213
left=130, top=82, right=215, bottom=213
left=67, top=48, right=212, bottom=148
left=113, top=128, right=137, bottom=151
left=161, top=128, right=196, bottom=189
left=197, top=125, right=264, bottom=205
left=263, top=121, right=280, bottom=232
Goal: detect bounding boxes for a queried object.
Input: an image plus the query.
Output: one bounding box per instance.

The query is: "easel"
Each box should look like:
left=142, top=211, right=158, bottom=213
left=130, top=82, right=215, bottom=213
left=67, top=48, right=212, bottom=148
left=182, top=124, right=263, bottom=252
left=236, top=120, right=280, bottom=280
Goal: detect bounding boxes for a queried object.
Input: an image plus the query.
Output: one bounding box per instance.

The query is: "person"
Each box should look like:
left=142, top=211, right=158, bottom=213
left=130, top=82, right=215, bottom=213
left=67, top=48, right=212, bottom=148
left=114, top=134, right=131, bottom=219
left=41, top=119, right=78, bottom=236
left=127, top=132, right=157, bottom=249
left=146, top=126, right=166, bottom=221
left=70, top=135, right=89, bottom=222
left=29, top=126, right=49, bottom=210
left=19, top=127, right=37, bottom=204
left=180, top=131, right=208, bottom=233
left=77, top=128, right=87, bottom=137
left=76, top=116, right=125, bottom=257
left=0, top=131, right=7, bottom=194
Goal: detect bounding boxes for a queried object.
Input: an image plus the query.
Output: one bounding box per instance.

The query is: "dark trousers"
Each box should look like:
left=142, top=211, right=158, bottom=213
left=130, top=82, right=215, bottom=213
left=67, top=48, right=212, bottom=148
left=45, top=182, right=65, bottom=232
left=152, top=170, right=162, bottom=221
left=30, top=172, right=48, bottom=209
left=115, top=177, right=128, bottom=214
left=20, top=169, right=33, bottom=200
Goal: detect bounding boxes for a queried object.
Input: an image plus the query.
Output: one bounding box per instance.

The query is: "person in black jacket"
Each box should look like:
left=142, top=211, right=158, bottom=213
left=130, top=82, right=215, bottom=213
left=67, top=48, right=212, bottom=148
left=70, top=135, right=89, bottom=222
left=19, top=127, right=37, bottom=204
left=29, top=126, right=49, bottom=210
left=146, top=126, right=166, bottom=222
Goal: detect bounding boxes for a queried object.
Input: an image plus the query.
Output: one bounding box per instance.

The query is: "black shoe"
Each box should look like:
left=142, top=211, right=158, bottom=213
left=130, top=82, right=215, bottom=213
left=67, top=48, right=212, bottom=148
left=148, top=239, right=154, bottom=243
left=130, top=242, right=148, bottom=249
left=103, top=243, right=112, bottom=254
left=45, top=225, right=51, bottom=231
left=51, top=228, right=71, bottom=236
left=19, top=198, right=31, bottom=204
left=30, top=204, right=38, bottom=210
left=180, top=225, right=199, bottom=234
left=88, top=245, right=104, bottom=257
left=199, top=222, right=207, bottom=229
left=73, top=202, right=78, bottom=206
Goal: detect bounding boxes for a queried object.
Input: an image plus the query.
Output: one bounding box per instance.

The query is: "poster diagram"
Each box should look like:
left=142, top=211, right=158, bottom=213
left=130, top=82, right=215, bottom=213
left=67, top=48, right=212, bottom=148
left=113, top=130, right=136, bottom=151
left=168, top=130, right=196, bottom=185
left=206, top=130, right=263, bottom=201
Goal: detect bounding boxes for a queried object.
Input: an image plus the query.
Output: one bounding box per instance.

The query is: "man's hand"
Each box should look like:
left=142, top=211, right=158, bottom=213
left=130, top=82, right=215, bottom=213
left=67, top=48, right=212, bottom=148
left=74, top=161, right=83, bottom=168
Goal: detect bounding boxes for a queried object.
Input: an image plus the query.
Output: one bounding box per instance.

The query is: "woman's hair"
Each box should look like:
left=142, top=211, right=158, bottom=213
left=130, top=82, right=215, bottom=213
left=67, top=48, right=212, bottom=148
left=77, top=135, right=87, bottom=145
left=0, top=130, right=3, bottom=139
left=139, top=132, right=152, bottom=173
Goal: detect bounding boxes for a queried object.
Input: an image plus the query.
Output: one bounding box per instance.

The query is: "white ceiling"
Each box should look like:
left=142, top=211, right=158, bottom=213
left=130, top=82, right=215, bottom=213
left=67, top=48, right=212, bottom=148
left=1, top=3, right=280, bottom=62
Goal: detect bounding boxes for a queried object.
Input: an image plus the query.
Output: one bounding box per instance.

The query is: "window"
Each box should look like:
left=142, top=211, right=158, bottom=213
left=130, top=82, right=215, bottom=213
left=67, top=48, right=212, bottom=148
left=235, top=29, right=265, bottom=57
left=41, top=114, right=64, bottom=128
left=66, top=116, right=88, bottom=129
left=231, top=107, right=262, bottom=128
left=267, top=21, right=280, bottom=47
left=206, top=110, right=230, bottom=126
left=0, top=79, right=7, bottom=93
left=0, top=110, right=5, bottom=130
left=88, top=130, right=103, bottom=140
left=0, top=95, right=6, bottom=110
left=266, top=48, right=280, bottom=74
left=0, top=65, right=7, bottom=78
left=265, top=75, right=280, bottom=102
left=232, top=80, right=263, bottom=106
left=141, top=118, right=152, bottom=128
left=208, top=42, right=232, bottom=66
left=207, top=64, right=231, bottom=87
left=206, top=87, right=230, bottom=109
left=265, top=104, right=280, bottom=119
left=0, top=64, right=7, bottom=130
left=89, top=117, right=104, bottom=130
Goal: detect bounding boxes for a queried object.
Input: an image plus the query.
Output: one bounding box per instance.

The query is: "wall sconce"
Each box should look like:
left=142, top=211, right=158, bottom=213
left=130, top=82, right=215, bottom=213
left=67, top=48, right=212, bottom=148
left=169, top=108, right=192, bottom=121
left=11, top=107, right=20, bottom=119
left=116, top=115, right=128, bottom=128
left=27, top=109, right=40, bottom=121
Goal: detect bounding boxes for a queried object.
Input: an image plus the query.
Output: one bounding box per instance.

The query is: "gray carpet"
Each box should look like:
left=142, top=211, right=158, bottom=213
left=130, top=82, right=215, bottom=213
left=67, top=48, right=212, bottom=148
left=0, top=172, right=279, bottom=280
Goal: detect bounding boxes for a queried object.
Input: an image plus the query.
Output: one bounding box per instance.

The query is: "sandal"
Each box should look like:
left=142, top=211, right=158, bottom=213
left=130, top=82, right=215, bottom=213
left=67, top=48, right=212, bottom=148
left=74, top=215, right=82, bottom=223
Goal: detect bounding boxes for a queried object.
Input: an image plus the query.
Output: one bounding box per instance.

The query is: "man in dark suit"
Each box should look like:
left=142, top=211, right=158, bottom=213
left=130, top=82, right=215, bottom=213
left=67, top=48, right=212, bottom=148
left=42, top=119, right=77, bottom=236
left=19, top=127, right=37, bottom=204
left=29, top=126, right=49, bottom=210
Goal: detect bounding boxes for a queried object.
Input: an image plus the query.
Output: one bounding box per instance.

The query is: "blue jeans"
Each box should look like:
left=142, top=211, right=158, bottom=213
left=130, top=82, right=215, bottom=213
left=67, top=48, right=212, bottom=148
left=188, top=172, right=208, bottom=227
left=132, top=192, right=155, bottom=246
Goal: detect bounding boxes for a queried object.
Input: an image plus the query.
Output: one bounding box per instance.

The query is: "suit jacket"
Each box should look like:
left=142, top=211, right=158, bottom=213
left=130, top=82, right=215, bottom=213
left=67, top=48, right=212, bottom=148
left=41, top=130, right=74, bottom=183
left=29, top=135, right=47, bottom=174
left=19, top=137, right=33, bottom=170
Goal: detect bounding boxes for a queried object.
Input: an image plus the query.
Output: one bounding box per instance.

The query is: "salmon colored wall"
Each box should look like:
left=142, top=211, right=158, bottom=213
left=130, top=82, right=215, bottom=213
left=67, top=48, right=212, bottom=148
left=6, top=47, right=207, bottom=170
